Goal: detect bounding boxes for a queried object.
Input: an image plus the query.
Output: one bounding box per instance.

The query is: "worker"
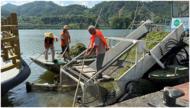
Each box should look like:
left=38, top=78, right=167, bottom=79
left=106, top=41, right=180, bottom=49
left=60, top=25, right=71, bottom=60
left=44, top=32, right=58, bottom=62
left=86, top=25, right=109, bottom=79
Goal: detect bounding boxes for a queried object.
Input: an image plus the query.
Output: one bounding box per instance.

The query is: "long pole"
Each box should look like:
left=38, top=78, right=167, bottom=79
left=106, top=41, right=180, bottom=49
left=72, top=55, right=85, bottom=107
left=72, top=8, right=103, bottom=106
left=95, top=8, right=102, bottom=27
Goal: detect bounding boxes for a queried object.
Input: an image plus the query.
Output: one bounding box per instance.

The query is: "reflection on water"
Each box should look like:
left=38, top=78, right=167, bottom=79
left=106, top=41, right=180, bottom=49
left=2, top=68, right=76, bottom=107
left=1, top=29, right=132, bottom=107
left=36, top=91, right=75, bottom=107
left=1, top=93, right=14, bottom=107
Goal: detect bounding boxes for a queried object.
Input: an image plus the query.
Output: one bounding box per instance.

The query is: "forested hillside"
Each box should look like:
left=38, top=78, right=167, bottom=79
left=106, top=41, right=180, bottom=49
left=1, top=1, right=189, bottom=29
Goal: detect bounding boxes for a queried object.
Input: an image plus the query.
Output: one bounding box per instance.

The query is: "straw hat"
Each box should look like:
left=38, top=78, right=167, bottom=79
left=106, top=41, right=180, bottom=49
left=63, top=25, right=69, bottom=30
left=88, top=25, right=95, bottom=31
left=44, top=32, right=53, bottom=38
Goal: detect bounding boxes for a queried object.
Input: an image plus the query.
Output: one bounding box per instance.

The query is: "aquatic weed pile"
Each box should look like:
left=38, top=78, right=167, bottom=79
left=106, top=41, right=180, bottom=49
left=143, top=31, right=169, bottom=50
left=115, top=31, right=169, bottom=79
left=70, top=42, right=86, bottom=57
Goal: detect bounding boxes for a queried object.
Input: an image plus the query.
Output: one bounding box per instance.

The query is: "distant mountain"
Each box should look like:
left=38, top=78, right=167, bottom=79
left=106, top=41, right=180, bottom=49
left=1, top=3, right=17, bottom=16
left=89, top=1, right=172, bottom=21
left=2, top=3, right=17, bottom=11
left=1, top=1, right=188, bottom=29
left=90, top=1, right=137, bottom=18
left=1, top=1, right=88, bottom=17
left=17, top=1, right=61, bottom=16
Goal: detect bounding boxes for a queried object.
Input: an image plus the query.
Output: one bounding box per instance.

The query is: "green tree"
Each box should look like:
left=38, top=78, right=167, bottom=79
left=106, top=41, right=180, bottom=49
left=110, top=16, right=131, bottom=29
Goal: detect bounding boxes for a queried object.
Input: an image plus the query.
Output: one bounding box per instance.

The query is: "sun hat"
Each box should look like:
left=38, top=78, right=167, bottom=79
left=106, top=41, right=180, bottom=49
left=88, top=25, right=95, bottom=31
left=63, top=25, right=69, bottom=30
left=44, top=32, right=54, bottom=38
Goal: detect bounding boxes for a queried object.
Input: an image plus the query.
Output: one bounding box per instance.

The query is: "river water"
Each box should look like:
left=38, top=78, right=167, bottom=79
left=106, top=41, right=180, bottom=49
left=1, top=29, right=132, bottom=107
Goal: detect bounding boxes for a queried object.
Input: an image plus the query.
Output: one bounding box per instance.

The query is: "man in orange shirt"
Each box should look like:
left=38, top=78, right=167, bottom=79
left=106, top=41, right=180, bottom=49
left=86, top=25, right=109, bottom=79
left=60, top=25, right=71, bottom=60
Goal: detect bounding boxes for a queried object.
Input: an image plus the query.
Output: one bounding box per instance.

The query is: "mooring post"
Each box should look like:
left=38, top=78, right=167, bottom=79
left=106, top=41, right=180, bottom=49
left=163, top=87, right=184, bottom=106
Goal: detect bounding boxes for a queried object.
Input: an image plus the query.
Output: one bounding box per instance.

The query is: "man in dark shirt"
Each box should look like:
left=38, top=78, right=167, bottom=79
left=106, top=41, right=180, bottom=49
left=44, top=32, right=58, bottom=62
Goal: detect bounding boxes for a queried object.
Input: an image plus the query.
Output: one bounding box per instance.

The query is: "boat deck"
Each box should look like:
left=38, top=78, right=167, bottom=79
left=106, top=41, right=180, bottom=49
left=1, top=13, right=31, bottom=95
left=31, top=53, right=65, bottom=65
left=1, top=67, right=19, bottom=83
left=1, top=57, right=20, bottom=83
left=31, top=52, right=95, bottom=73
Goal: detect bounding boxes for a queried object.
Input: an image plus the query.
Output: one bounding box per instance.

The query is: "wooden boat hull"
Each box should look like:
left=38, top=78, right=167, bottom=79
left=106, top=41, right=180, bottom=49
left=30, top=57, right=61, bottom=73
left=1, top=59, right=31, bottom=95
left=30, top=53, right=95, bottom=73
left=30, top=53, right=66, bottom=73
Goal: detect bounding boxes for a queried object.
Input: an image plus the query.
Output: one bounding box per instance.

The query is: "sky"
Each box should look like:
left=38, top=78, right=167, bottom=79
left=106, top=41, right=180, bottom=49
left=1, top=0, right=104, bottom=8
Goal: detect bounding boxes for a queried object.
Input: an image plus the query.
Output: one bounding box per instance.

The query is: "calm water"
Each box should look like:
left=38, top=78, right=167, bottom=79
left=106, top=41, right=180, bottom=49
left=2, top=29, right=132, bottom=107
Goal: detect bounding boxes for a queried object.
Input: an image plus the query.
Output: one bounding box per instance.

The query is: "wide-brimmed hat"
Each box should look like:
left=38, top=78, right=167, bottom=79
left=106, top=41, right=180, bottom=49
left=44, top=32, right=53, bottom=38
left=88, top=25, right=95, bottom=31
left=63, top=25, right=69, bottom=30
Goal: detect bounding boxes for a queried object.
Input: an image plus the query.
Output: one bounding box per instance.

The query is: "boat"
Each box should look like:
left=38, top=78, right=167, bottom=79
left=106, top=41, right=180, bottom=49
left=30, top=53, right=66, bottom=73
left=30, top=51, right=95, bottom=73
left=1, top=13, right=31, bottom=95
left=147, top=1, right=189, bottom=84
left=58, top=20, right=187, bottom=106
left=148, top=65, right=189, bottom=84
left=1, top=59, right=31, bottom=95
left=147, top=34, right=189, bottom=83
